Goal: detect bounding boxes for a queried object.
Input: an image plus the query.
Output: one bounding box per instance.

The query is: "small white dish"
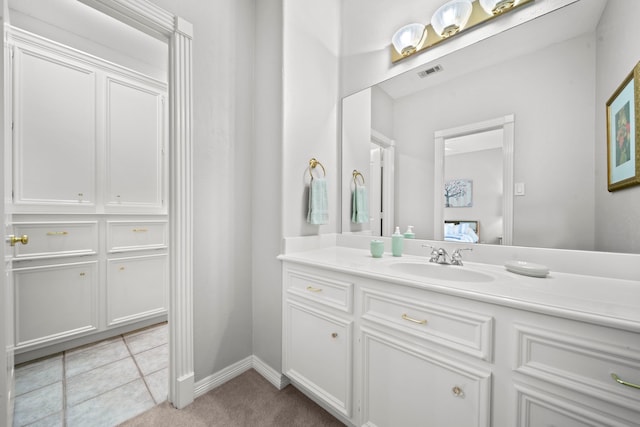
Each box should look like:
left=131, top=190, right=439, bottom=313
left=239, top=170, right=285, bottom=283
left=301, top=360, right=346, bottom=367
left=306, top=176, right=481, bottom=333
left=504, top=260, right=549, bottom=278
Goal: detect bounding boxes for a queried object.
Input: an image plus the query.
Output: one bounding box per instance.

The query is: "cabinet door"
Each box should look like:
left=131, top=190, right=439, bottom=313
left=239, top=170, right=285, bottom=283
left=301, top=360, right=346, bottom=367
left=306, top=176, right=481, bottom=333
left=14, top=261, right=98, bottom=348
left=105, top=77, right=165, bottom=212
left=284, top=301, right=352, bottom=418
left=361, top=328, right=491, bottom=427
left=13, top=47, right=96, bottom=208
left=107, top=254, right=168, bottom=326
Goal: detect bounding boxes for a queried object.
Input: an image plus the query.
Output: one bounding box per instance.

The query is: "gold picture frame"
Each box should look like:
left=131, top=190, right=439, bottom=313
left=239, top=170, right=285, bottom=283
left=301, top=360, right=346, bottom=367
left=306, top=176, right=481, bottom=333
left=606, top=61, right=640, bottom=192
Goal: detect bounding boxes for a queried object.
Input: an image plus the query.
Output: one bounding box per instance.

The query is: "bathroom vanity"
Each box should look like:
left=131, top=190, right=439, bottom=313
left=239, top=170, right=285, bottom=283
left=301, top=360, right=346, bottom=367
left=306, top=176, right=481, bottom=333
left=280, top=242, right=640, bottom=427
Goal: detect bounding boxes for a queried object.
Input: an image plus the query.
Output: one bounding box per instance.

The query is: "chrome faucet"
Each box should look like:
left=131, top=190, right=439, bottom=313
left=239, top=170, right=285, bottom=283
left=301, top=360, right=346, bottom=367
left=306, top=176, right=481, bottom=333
left=450, top=248, right=472, bottom=266
left=422, top=245, right=472, bottom=266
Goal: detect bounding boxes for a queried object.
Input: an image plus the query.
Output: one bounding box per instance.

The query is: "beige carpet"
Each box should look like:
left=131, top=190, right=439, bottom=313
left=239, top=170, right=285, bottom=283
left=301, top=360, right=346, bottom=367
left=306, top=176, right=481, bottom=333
left=119, top=369, right=345, bottom=426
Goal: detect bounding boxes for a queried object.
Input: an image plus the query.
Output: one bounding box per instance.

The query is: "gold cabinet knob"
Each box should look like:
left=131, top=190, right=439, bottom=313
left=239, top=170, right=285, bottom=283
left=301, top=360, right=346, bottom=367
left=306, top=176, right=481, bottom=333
left=331, top=332, right=338, bottom=338
left=9, top=235, right=29, bottom=246
left=452, top=386, right=464, bottom=397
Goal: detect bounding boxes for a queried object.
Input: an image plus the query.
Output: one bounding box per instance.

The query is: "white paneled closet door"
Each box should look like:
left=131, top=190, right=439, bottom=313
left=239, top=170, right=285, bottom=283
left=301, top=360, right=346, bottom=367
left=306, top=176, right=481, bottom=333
left=13, top=47, right=96, bottom=208
left=105, top=77, right=165, bottom=212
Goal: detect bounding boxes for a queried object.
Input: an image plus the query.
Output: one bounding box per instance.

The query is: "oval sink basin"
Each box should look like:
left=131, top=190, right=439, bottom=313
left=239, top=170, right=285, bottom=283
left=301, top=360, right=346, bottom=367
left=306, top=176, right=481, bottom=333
left=389, top=262, right=494, bottom=283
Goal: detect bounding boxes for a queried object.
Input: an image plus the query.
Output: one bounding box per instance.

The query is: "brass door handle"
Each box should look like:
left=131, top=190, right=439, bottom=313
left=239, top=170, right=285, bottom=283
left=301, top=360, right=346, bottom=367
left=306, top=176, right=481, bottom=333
left=306, top=286, right=323, bottom=292
left=9, top=235, right=29, bottom=246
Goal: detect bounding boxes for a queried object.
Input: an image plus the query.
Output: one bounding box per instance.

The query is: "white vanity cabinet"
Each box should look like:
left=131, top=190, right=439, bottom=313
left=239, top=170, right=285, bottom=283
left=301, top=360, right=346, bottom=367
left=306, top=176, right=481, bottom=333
left=359, top=283, right=492, bottom=427
left=511, top=313, right=640, bottom=426
left=7, top=28, right=168, bottom=360
left=13, top=260, right=98, bottom=348
left=281, top=254, right=640, bottom=427
left=283, top=268, right=354, bottom=422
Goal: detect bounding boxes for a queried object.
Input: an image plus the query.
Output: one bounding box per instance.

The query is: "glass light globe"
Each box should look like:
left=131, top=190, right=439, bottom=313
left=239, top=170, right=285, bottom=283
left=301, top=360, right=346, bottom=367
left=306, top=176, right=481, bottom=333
left=392, top=23, right=426, bottom=57
left=431, top=0, right=473, bottom=38
left=479, top=0, right=517, bottom=15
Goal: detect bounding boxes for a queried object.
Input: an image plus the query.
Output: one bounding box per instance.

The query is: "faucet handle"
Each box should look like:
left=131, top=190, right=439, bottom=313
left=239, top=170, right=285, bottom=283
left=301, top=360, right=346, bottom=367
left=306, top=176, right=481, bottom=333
left=451, top=248, right=472, bottom=265
left=421, top=244, right=439, bottom=261
left=452, top=248, right=472, bottom=256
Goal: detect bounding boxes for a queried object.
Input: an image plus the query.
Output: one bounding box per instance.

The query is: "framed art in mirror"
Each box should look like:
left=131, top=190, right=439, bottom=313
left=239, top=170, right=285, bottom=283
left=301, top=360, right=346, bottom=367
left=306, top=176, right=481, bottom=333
left=444, top=179, right=473, bottom=207
left=606, top=61, right=640, bottom=192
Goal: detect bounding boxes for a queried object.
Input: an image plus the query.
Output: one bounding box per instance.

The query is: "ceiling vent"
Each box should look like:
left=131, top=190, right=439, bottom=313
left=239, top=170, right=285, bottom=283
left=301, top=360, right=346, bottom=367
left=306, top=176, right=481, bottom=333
left=417, top=65, right=443, bottom=78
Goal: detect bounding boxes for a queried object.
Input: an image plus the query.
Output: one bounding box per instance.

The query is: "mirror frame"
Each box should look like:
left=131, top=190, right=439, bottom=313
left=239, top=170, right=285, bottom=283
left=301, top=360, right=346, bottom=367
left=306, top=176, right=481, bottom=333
left=433, top=115, right=514, bottom=244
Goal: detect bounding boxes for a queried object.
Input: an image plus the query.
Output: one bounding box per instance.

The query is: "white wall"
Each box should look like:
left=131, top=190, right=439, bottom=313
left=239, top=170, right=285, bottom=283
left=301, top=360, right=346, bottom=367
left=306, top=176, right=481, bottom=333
left=282, top=0, right=341, bottom=238
left=340, top=0, right=577, bottom=97
left=148, top=0, right=255, bottom=382
left=388, top=33, right=596, bottom=250
left=371, top=86, right=394, bottom=138
left=594, top=0, right=640, bottom=253
left=341, top=88, right=371, bottom=234
left=252, top=0, right=284, bottom=374
left=9, top=0, right=167, bottom=82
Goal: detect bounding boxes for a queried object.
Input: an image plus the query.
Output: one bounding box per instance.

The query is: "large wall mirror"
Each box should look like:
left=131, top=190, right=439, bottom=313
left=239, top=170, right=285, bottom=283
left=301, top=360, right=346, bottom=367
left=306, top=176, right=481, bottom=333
left=342, top=0, right=640, bottom=254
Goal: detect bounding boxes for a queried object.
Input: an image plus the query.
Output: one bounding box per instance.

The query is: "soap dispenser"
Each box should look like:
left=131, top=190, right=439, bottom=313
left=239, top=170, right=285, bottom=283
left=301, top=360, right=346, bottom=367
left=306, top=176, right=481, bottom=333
left=404, top=225, right=415, bottom=239
left=392, top=226, right=404, bottom=257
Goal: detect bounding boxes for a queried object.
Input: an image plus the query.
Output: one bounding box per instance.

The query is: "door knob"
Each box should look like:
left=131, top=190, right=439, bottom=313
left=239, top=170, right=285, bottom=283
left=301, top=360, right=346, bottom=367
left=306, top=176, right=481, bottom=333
left=9, top=234, right=29, bottom=246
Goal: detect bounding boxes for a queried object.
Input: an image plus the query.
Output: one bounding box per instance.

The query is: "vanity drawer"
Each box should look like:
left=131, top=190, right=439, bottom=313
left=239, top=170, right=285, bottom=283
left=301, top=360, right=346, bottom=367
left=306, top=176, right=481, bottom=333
left=286, top=269, right=353, bottom=313
left=107, top=220, right=168, bottom=252
left=361, top=288, right=493, bottom=361
left=12, top=221, right=98, bottom=260
left=515, top=323, right=640, bottom=412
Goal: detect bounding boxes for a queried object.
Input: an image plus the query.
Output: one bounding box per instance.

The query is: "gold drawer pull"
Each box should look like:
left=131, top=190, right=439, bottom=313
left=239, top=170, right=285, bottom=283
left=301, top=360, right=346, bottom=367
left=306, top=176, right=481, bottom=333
left=119, top=267, right=125, bottom=271
left=47, top=231, right=68, bottom=236
left=402, top=313, right=427, bottom=325
left=80, top=272, right=86, bottom=277
left=132, top=228, right=148, bottom=232
left=331, top=333, right=338, bottom=338
left=306, top=286, right=323, bottom=293
left=612, top=373, right=640, bottom=390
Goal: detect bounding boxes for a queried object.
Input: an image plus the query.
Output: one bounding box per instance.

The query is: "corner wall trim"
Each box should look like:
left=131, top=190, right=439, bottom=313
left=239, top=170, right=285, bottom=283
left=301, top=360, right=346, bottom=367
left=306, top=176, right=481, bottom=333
left=194, top=356, right=290, bottom=399
left=252, top=355, right=290, bottom=390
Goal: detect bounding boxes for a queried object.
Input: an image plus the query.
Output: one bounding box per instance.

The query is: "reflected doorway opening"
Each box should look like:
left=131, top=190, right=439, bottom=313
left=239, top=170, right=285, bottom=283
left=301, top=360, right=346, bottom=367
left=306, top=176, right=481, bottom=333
left=434, top=115, right=514, bottom=245
left=370, top=129, right=395, bottom=237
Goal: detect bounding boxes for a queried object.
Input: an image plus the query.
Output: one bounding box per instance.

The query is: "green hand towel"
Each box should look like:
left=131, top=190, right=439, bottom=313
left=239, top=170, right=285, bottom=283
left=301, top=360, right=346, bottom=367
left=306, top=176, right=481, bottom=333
left=307, top=177, right=329, bottom=225
left=351, top=184, right=369, bottom=224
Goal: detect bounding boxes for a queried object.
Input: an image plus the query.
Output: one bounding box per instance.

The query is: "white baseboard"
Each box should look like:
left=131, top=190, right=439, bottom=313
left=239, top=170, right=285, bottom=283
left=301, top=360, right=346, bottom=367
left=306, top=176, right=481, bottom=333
left=251, top=355, right=290, bottom=390
left=193, top=355, right=289, bottom=399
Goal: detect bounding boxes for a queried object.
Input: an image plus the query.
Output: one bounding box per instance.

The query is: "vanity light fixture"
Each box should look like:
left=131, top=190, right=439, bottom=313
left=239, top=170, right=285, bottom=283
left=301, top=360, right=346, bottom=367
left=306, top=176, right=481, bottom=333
left=391, top=0, right=533, bottom=63
left=431, top=0, right=473, bottom=38
left=392, top=23, right=427, bottom=57
left=479, top=0, right=520, bottom=15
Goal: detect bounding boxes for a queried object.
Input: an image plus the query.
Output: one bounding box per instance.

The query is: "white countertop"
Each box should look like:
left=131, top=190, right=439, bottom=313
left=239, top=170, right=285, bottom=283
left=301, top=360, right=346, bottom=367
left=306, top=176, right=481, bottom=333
left=279, top=246, right=640, bottom=332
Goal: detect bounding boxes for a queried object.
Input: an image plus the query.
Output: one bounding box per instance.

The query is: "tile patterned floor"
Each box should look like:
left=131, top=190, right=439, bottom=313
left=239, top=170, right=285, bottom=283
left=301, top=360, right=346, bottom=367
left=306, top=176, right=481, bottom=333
left=13, top=322, right=168, bottom=427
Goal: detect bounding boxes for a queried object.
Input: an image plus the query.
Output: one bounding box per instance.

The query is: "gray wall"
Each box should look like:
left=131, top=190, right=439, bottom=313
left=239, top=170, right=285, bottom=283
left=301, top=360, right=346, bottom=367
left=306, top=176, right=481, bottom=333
left=594, top=0, right=640, bottom=253
left=143, top=0, right=256, bottom=382
left=390, top=33, right=596, bottom=250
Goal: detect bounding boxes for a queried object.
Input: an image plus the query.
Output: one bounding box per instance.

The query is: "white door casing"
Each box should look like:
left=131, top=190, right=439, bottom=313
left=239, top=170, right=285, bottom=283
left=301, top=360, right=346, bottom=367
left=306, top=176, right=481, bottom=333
left=77, top=0, right=194, bottom=409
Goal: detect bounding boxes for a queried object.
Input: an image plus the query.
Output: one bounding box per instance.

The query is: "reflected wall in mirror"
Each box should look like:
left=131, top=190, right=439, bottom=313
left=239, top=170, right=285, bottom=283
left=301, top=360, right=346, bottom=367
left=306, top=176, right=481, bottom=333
left=341, top=0, right=640, bottom=253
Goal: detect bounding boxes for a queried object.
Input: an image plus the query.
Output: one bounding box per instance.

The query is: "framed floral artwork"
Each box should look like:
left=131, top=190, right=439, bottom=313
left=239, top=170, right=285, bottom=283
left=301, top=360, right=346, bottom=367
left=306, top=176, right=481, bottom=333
left=606, top=61, right=640, bottom=191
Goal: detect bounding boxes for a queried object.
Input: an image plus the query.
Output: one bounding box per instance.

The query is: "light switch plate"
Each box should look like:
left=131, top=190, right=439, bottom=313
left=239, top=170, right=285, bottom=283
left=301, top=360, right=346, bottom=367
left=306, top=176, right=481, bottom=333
left=515, top=182, right=525, bottom=196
